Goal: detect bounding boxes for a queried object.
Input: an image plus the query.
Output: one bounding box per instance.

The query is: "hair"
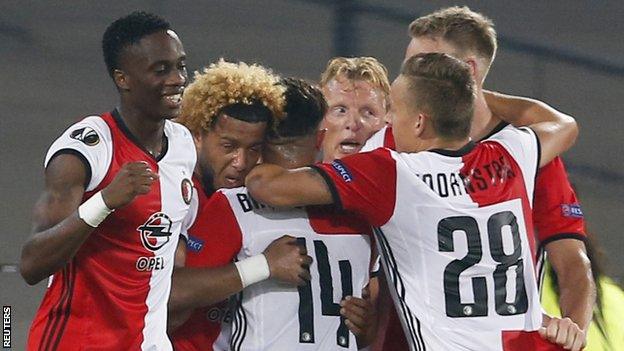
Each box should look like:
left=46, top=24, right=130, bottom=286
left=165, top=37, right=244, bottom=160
left=177, top=59, right=286, bottom=134
left=400, top=52, right=474, bottom=140
left=102, top=11, right=171, bottom=78
left=269, top=78, right=327, bottom=141
left=319, top=56, right=390, bottom=100
left=409, top=6, right=497, bottom=67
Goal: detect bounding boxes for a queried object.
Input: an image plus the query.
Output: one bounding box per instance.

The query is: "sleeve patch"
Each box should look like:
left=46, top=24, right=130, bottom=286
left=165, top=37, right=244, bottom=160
left=69, top=127, right=100, bottom=146
left=186, top=235, right=205, bottom=252
left=561, top=204, right=583, bottom=218
left=330, top=159, right=354, bottom=183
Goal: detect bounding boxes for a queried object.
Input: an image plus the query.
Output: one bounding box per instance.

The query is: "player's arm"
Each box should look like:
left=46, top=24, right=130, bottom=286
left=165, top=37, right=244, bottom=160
left=484, top=90, right=564, bottom=126
left=539, top=240, right=593, bottom=350
left=168, top=235, right=312, bottom=331
left=245, top=164, right=333, bottom=208
left=483, top=90, right=579, bottom=167
left=20, top=155, right=155, bottom=285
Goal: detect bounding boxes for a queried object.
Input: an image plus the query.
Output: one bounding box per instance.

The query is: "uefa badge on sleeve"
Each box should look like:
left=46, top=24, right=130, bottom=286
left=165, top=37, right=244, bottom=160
left=181, top=178, right=193, bottom=205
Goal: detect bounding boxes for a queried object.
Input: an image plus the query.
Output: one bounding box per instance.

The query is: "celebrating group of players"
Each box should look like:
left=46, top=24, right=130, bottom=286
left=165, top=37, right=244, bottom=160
left=21, top=6, right=597, bottom=351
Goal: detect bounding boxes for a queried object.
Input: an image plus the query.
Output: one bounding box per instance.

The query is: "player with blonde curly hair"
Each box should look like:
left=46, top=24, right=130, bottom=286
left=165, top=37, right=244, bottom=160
left=176, top=59, right=285, bottom=192
left=168, top=60, right=312, bottom=351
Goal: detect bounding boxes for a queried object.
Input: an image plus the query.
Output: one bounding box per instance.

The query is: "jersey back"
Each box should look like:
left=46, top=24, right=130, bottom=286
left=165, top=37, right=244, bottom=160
left=316, top=126, right=548, bottom=351
left=216, top=188, right=373, bottom=351
left=27, top=111, right=195, bottom=351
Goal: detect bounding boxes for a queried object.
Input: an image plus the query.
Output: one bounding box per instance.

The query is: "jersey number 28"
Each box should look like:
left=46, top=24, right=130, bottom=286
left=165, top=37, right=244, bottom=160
left=438, top=211, right=529, bottom=318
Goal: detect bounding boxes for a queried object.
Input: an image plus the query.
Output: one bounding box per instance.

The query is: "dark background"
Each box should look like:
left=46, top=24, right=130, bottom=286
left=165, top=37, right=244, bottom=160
left=1, top=1, right=622, bottom=348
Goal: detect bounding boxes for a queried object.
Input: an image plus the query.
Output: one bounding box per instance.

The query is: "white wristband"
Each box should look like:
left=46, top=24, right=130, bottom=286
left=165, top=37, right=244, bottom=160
left=235, top=254, right=271, bottom=288
left=78, top=191, right=114, bottom=227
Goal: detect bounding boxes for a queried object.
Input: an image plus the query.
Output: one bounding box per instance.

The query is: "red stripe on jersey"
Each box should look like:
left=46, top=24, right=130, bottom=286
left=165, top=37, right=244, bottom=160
left=28, top=112, right=169, bottom=350
left=383, top=126, right=395, bottom=149
left=460, top=141, right=537, bottom=260
left=171, top=185, right=243, bottom=351
left=533, top=157, right=586, bottom=243
left=307, top=206, right=372, bottom=236
left=502, top=331, right=566, bottom=350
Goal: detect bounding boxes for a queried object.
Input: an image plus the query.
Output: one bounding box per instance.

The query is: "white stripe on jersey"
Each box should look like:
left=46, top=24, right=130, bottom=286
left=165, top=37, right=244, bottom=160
left=140, top=121, right=195, bottom=351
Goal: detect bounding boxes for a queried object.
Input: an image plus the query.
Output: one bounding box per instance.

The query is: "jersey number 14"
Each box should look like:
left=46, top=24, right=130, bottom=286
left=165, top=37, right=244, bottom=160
left=296, top=238, right=353, bottom=348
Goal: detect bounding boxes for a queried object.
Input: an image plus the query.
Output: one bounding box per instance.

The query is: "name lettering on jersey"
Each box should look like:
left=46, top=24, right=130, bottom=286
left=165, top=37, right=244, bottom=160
left=186, top=235, right=204, bottom=252
left=330, top=159, right=353, bottom=182
left=136, top=256, right=165, bottom=271
left=137, top=212, right=173, bottom=251
left=561, top=204, right=583, bottom=218
left=418, top=156, right=516, bottom=197
left=70, top=127, right=100, bottom=146
left=237, top=193, right=269, bottom=213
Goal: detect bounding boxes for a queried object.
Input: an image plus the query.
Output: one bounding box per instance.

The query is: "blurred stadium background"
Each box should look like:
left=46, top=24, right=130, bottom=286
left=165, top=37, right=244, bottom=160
left=1, top=1, right=622, bottom=348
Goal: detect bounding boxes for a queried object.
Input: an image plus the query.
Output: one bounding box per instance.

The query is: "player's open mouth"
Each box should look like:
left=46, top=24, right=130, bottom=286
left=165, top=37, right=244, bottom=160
left=339, top=140, right=362, bottom=154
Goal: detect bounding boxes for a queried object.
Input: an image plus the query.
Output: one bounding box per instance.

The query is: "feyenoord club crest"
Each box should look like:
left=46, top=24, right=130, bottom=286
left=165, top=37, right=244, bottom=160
left=181, top=178, right=193, bottom=205
left=137, top=212, right=173, bottom=252
left=70, top=127, right=100, bottom=146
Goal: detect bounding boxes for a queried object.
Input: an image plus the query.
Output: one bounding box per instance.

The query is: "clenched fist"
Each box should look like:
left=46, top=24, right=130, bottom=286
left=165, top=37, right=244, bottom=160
left=263, top=235, right=312, bottom=286
left=102, top=161, right=158, bottom=209
left=539, top=314, right=586, bottom=351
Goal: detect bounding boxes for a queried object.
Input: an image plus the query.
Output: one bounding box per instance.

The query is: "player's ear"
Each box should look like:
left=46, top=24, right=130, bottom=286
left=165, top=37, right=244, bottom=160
left=413, top=113, right=426, bottom=137
left=192, top=131, right=203, bottom=150
left=464, top=58, right=478, bottom=79
left=113, top=69, right=130, bottom=91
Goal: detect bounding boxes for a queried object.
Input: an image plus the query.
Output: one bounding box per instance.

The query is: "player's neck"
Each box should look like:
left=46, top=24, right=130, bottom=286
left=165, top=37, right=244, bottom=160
left=117, top=104, right=166, bottom=155
left=470, top=87, right=501, bottom=141
left=425, top=137, right=472, bottom=154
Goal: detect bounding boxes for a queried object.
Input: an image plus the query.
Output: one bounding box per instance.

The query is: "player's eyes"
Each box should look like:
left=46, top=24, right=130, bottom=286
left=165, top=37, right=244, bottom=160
left=333, top=106, right=347, bottom=115
left=154, top=65, right=168, bottom=74
left=361, top=109, right=376, bottom=118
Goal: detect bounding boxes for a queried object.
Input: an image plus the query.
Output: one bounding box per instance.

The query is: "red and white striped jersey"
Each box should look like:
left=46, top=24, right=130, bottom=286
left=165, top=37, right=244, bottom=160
left=208, top=187, right=373, bottom=351
left=314, top=125, right=558, bottom=351
left=170, top=176, right=242, bottom=351
left=27, top=110, right=195, bottom=351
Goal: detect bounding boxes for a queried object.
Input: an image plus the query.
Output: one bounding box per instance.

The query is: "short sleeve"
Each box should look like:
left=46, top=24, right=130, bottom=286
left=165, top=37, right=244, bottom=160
left=312, top=148, right=397, bottom=227
left=533, top=157, right=586, bottom=246
left=44, top=116, right=113, bottom=191
left=180, top=186, right=200, bottom=240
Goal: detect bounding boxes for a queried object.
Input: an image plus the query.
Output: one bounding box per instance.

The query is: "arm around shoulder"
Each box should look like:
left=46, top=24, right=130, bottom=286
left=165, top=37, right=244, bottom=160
left=530, top=113, right=579, bottom=167
left=245, top=163, right=333, bottom=208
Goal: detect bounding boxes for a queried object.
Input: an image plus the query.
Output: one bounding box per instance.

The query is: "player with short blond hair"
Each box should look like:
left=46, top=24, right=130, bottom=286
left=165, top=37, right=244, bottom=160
left=319, top=57, right=391, bottom=162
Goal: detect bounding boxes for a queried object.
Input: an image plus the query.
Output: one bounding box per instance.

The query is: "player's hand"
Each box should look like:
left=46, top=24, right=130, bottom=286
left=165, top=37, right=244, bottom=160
left=263, top=235, right=312, bottom=286
left=538, top=314, right=586, bottom=351
left=101, top=161, right=158, bottom=209
left=340, top=287, right=377, bottom=346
